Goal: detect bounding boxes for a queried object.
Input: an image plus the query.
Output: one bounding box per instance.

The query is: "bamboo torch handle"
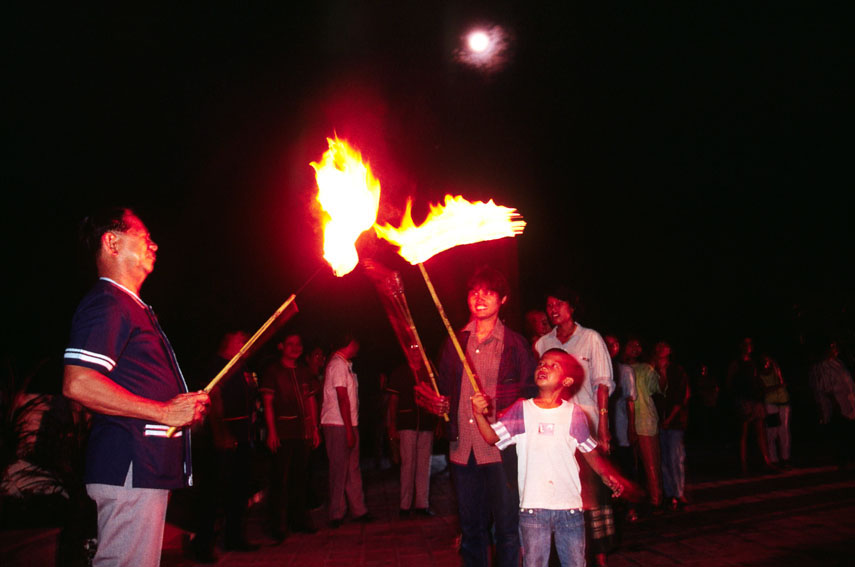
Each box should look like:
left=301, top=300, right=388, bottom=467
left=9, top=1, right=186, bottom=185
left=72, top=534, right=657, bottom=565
left=391, top=293, right=449, bottom=422
left=165, top=294, right=298, bottom=438
left=417, top=263, right=480, bottom=394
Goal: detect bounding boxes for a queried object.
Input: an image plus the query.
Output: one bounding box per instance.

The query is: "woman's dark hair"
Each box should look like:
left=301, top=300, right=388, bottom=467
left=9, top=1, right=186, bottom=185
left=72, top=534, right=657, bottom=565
left=545, top=285, right=581, bottom=313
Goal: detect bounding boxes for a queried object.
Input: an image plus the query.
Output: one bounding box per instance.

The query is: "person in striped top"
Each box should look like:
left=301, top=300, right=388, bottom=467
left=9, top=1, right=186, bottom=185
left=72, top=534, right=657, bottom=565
left=63, top=207, right=209, bottom=567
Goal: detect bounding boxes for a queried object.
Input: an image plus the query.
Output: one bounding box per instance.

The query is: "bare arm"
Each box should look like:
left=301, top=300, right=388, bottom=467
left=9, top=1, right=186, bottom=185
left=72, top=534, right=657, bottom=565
left=471, top=393, right=499, bottom=445
left=305, top=393, right=321, bottom=449
left=596, top=384, right=611, bottom=453
left=663, top=374, right=690, bottom=428
left=262, top=391, right=279, bottom=452
left=63, top=365, right=208, bottom=427
left=336, top=386, right=356, bottom=448
left=627, top=398, right=637, bottom=443
left=582, top=448, right=629, bottom=498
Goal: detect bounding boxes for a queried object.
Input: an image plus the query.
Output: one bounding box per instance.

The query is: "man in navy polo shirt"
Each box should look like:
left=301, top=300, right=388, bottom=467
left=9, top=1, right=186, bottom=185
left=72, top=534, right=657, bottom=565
left=63, top=207, right=210, bottom=567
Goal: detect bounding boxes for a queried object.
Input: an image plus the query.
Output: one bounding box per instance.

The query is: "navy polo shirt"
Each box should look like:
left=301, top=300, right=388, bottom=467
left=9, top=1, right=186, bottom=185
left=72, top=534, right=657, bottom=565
left=64, top=278, right=192, bottom=489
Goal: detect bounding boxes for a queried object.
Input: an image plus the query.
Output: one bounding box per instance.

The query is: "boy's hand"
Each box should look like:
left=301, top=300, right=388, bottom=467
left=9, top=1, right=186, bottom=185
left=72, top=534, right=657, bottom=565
left=603, top=473, right=624, bottom=497
left=604, top=474, right=645, bottom=503
left=471, top=392, right=491, bottom=416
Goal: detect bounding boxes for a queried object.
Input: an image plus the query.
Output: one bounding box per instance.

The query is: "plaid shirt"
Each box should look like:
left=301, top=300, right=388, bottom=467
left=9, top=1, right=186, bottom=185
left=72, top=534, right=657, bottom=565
left=450, top=320, right=505, bottom=465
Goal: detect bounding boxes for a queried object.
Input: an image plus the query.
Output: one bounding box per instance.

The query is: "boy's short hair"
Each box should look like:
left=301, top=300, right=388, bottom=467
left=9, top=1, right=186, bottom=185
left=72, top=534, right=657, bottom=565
left=542, top=348, right=584, bottom=396
left=467, top=265, right=510, bottom=299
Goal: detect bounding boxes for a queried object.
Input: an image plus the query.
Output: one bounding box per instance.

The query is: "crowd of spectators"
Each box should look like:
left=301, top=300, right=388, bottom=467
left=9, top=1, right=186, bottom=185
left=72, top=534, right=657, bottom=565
left=179, top=296, right=853, bottom=566
left=58, top=211, right=853, bottom=566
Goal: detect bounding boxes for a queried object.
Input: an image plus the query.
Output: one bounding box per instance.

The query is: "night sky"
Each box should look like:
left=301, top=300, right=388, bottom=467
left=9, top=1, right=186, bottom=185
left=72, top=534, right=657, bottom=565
left=5, top=4, right=853, bottom=392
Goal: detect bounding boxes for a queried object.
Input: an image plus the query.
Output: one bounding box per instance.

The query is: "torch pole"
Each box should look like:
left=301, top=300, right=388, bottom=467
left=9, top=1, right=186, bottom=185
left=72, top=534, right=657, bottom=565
left=389, top=291, right=449, bottom=422
left=165, top=293, right=299, bottom=438
left=417, top=263, right=481, bottom=394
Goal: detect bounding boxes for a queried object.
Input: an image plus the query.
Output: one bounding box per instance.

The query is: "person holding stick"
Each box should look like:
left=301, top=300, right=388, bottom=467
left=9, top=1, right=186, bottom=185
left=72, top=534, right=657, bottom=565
left=63, top=207, right=209, bottom=567
left=471, top=349, right=634, bottom=567
left=416, top=265, right=535, bottom=567
left=386, top=346, right=438, bottom=517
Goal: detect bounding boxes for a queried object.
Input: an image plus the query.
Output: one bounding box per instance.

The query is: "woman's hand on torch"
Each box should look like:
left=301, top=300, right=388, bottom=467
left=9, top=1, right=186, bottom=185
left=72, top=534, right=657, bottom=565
left=160, top=392, right=210, bottom=427
left=414, top=381, right=450, bottom=416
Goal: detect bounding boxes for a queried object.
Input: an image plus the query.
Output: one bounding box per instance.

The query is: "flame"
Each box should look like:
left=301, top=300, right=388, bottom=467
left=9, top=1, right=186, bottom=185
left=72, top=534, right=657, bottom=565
left=311, top=136, right=381, bottom=276
left=374, top=195, right=526, bottom=265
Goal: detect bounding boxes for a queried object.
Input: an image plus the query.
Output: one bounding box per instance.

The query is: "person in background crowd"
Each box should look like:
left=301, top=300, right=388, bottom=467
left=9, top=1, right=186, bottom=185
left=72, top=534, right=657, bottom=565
left=525, top=308, right=551, bottom=352
left=305, top=345, right=327, bottom=397
left=386, top=346, right=438, bottom=517
left=605, top=335, right=638, bottom=522
left=192, top=330, right=260, bottom=562
left=652, top=341, right=690, bottom=511
left=758, top=353, right=791, bottom=469
left=809, top=341, right=855, bottom=469
left=692, top=364, right=720, bottom=444
left=623, top=337, right=663, bottom=514
left=535, top=287, right=615, bottom=567
left=303, top=342, right=327, bottom=511
left=727, top=337, right=775, bottom=474
left=321, top=331, right=373, bottom=528
left=260, top=331, right=320, bottom=541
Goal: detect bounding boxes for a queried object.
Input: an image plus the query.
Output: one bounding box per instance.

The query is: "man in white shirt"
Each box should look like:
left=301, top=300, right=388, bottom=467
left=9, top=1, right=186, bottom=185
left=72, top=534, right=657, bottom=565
left=320, top=332, right=371, bottom=527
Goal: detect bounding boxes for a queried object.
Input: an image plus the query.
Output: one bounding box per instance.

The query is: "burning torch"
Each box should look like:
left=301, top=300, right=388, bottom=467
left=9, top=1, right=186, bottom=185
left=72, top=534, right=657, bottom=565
left=312, top=135, right=525, bottom=405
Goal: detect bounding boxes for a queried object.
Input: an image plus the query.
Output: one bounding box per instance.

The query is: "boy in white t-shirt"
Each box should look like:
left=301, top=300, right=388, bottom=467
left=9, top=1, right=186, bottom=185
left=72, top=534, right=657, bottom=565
left=472, top=348, right=632, bottom=567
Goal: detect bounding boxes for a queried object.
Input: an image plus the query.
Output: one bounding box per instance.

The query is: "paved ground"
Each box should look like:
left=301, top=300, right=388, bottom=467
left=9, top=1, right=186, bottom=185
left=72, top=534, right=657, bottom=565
left=155, top=445, right=855, bottom=567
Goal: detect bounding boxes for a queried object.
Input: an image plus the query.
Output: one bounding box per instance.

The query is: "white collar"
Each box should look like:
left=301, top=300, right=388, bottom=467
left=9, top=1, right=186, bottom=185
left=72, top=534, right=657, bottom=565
left=100, top=277, right=148, bottom=309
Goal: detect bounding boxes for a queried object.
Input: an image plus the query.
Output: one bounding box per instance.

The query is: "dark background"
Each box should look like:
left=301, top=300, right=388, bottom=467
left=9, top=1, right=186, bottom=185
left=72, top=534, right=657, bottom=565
left=4, top=3, right=853, bottom=397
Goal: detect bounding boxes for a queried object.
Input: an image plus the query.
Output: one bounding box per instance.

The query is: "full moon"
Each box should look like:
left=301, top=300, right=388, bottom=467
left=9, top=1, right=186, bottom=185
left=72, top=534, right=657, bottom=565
left=467, top=30, right=490, bottom=53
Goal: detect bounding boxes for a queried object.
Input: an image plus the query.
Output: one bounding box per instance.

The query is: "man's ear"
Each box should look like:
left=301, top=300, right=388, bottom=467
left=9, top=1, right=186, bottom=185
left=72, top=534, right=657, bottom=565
left=102, top=231, right=119, bottom=255
left=500, top=296, right=508, bottom=306
left=563, top=377, right=574, bottom=388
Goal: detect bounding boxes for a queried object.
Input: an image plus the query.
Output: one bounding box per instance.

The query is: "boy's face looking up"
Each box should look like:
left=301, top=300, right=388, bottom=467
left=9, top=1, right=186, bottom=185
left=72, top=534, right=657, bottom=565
left=535, top=350, right=582, bottom=394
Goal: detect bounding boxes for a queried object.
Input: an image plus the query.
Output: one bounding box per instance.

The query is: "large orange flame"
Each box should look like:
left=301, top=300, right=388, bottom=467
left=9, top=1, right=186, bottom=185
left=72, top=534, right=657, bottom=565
left=311, top=136, right=381, bottom=276
left=374, top=195, right=526, bottom=265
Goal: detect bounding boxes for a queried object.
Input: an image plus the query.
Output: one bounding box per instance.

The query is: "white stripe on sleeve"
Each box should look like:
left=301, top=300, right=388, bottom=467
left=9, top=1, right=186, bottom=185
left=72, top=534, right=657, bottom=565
left=492, top=422, right=515, bottom=450
left=144, top=424, right=183, bottom=437
left=64, top=348, right=116, bottom=372
left=578, top=436, right=598, bottom=453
